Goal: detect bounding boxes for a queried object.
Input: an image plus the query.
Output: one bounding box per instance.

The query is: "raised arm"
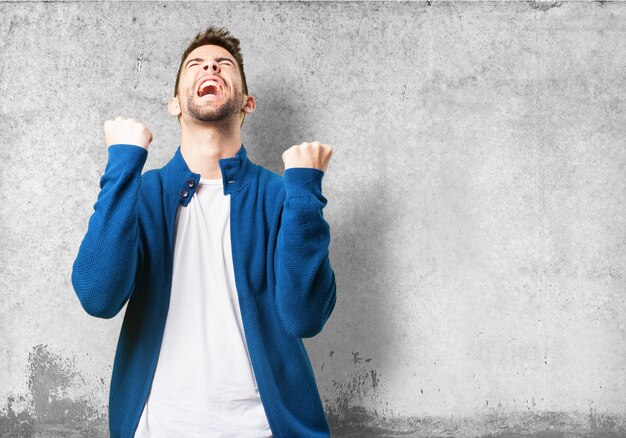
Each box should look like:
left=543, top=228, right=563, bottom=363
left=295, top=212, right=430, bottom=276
left=274, top=142, right=337, bottom=338
left=71, top=117, right=152, bottom=319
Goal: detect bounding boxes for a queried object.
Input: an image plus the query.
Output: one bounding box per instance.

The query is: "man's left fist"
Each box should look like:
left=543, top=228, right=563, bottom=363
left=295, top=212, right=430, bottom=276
left=282, top=141, right=333, bottom=172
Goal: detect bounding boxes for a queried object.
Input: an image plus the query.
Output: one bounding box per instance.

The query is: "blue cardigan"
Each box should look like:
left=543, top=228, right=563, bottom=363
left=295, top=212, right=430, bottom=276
left=71, top=143, right=337, bottom=437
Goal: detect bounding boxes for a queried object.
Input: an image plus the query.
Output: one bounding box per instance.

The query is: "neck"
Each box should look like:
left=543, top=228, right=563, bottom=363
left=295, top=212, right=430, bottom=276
left=179, top=116, right=242, bottom=179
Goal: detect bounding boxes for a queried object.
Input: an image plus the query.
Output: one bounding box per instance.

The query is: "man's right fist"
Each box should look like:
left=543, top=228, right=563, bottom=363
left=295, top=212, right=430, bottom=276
left=104, top=116, right=153, bottom=149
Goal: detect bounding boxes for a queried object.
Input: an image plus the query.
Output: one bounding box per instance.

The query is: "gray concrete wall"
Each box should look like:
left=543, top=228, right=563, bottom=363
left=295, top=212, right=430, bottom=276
left=1, top=1, right=625, bottom=437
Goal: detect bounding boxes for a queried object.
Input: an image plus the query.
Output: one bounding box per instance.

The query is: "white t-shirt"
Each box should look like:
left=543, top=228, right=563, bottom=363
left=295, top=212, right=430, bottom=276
left=133, top=177, right=273, bottom=438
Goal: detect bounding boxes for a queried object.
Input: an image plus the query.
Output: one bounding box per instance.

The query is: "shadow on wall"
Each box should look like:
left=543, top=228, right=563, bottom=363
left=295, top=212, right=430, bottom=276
left=248, top=77, right=402, bottom=432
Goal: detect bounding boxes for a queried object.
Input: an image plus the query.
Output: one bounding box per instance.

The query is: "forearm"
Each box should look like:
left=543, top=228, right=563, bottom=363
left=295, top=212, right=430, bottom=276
left=71, top=144, right=147, bottom=319
left=274, top=168, right=337, bottom=338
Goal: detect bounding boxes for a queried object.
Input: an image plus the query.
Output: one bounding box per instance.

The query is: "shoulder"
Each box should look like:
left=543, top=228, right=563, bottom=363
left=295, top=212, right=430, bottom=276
left=253, top=163, right=285, bottom=195
left=139, top=168, right=162, bottom=192
left=141, top=168, right=160, bottom=183
left=137, top=168, right=162, bottom=209
left=252, top=164, right=286, bottom=218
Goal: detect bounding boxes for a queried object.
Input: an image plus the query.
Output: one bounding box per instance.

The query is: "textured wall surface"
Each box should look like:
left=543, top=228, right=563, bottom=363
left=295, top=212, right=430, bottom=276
left=1, top=1, right=625, bottom=437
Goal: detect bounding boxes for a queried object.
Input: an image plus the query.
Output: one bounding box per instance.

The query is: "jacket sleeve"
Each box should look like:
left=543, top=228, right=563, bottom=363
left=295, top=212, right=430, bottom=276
left=71, top=144, right=148, bottom=319
left=274, top=167, right=337, bottom=338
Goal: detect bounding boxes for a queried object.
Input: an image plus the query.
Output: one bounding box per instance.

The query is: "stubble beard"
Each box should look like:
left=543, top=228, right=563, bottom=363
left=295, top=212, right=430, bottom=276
left=185, top=87, right=242, bottom=123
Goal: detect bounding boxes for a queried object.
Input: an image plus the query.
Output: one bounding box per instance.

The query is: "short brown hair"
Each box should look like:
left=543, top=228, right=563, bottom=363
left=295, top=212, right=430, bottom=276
left=174, top=26, right=249, bottom=125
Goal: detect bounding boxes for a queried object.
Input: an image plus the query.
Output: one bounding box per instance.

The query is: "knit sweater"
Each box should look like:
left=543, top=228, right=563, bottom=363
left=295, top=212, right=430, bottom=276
left=71, top=143, right=337, bottom=437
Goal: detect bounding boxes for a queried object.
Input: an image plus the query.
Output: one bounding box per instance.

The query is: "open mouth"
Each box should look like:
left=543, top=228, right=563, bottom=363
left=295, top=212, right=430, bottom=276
left=197, top=80, right=223, bottom=97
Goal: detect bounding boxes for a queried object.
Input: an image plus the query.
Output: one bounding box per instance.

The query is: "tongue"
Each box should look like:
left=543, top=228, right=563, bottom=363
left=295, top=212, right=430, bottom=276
left=200, top=85, right=218, bottom=97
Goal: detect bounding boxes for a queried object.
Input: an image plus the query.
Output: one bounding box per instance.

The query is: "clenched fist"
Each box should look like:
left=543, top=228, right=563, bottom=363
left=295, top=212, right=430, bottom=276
left=104, top=116, right=153, bottom=149
left=282, top=142, right=333, bottom=172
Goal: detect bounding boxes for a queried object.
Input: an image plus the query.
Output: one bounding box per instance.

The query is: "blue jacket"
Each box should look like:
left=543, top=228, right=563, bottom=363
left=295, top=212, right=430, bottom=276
left=71, top=143, right=337, bottom=437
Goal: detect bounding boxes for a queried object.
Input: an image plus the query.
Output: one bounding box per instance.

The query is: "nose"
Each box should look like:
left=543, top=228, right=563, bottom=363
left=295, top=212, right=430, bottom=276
left=203, top=59, right=220, bottom=73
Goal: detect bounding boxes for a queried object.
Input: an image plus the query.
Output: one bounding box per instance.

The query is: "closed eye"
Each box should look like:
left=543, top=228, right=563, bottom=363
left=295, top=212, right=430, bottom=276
left=185, top=57, right=236, bottom=69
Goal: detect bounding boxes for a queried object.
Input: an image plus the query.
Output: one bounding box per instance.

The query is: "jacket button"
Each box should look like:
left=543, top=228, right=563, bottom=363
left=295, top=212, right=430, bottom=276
left=180, top=189, right=189, bottom=198
left=186, top=179, right=195, bottom=188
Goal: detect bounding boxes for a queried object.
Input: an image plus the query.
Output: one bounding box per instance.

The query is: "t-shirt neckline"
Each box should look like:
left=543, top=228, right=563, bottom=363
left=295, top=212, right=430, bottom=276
left=199, top=178, right=223, bottom=186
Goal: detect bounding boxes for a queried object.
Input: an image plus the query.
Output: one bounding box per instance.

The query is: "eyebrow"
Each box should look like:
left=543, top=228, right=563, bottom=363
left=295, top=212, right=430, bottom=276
left=184, top=57, right=235, bottom=69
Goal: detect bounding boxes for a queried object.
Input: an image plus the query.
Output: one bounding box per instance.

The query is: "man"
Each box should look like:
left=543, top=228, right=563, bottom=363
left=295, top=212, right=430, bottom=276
left=71, top=25, right=337, bottom=437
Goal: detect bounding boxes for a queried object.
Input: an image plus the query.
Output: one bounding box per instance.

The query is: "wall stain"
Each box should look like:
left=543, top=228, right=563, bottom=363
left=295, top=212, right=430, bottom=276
left=2, top=346, right=625, bottom=436
left=0, top=344, right=107, bottom=437
left=324, top=354, right=389, bottom=433
left=351, top=351, right=373, bottom=364
left=327, top=408, right=626, bottom=437
left=0, top=393, right=35, bottom=437
left=323, top=355, right=626, bottom=437
left=133, top=53, right=144, bottom=90
left=527, top=1, right=563, bottom=11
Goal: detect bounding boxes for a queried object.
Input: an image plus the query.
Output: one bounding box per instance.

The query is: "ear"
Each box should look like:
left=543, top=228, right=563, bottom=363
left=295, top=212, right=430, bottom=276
left=242, top=94, right=256, bottom=115
left=168, top=96, right=181, bottom=117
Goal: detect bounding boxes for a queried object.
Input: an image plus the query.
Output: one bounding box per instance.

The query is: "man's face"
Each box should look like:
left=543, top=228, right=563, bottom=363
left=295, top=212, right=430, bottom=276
left=174, top=44, right=245, bottom=123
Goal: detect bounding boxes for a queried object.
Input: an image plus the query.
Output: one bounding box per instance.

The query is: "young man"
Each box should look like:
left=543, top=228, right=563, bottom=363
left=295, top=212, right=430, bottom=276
left=71, top=26, right=337, bottom=437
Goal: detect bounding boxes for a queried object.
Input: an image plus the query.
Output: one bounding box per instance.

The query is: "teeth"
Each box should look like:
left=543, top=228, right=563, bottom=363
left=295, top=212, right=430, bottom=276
left=199, top=80, right=220, bottom=95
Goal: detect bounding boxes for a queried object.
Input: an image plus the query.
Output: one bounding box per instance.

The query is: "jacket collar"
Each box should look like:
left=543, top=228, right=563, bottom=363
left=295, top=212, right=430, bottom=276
left=161, top=143, right=254, bottom=205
